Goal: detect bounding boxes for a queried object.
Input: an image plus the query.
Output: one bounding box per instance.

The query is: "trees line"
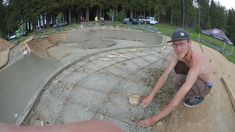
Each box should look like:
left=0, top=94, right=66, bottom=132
left=0, top=0, right=235, bottom=43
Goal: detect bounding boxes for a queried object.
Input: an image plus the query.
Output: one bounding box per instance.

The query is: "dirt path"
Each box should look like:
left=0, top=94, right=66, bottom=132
left=27, top=33, right=67, bottom=58
left=0, top=36, right=34, bottom=69
left=0, top=38, right=14, bottom=68
left=155, top=42, right=235, bottom=132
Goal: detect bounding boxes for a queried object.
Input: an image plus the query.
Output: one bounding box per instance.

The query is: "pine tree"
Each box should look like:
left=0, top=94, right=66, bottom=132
left=227, top=9, right=235, bottom=43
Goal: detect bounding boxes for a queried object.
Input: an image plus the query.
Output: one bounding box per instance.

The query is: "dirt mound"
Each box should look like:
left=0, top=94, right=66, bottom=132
left=0, top=38, right=14, bottom=68
left=156, top=42, right=235, bottom=132
left=0, top=38, right=14, bottom=51
left=27, top=33, right=67, bottom=58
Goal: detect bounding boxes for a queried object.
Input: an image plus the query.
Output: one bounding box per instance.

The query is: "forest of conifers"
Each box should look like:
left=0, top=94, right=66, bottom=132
left=0, top=0, right=235, bottom=42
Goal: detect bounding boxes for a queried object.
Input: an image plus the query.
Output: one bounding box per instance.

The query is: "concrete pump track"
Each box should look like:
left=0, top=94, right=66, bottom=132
left=0, top=26, right=235, bottom=132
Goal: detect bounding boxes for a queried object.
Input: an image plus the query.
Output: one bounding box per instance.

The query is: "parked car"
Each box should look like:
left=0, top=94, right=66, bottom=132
left=123, top=18, right=131, bottom=24
left=7, top=29, right=28, bottom=40
left=8, top=34, right=16, bottom=40
left=149, top=17, right=158, bottom=25
left=138, top=17, right=158, bottom=25
left=122, top=18, right=143, bottom=25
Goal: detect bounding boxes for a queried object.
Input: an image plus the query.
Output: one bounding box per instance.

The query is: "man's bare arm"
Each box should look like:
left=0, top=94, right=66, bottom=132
left=142, top=54, right=178, bottom=108
left=139, top=63, right=201, bottom=127
left=150, top=60, right=177, bottom=97
left=154, top=65, right=200, bottom=121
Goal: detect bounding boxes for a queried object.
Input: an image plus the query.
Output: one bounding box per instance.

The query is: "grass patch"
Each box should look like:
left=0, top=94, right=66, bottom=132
left=155, top=24, right=178, bottom=36
left=154, top=24, right=235, bottom=64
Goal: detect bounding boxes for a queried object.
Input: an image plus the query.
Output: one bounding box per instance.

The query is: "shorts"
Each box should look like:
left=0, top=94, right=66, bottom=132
left=174, top=61, right=213, bottom=99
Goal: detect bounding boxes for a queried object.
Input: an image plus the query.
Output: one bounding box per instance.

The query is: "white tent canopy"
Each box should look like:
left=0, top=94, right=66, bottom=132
left=200, top=28, right=234, bottom=55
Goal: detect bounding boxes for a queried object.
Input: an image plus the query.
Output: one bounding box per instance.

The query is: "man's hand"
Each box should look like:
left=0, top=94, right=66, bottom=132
left=141, top=94, right=154, bottom=108
left=138, top=116, right=158, bottom=127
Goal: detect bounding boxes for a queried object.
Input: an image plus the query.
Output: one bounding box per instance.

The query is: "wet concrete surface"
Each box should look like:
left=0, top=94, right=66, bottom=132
left=25, top=47, right=172, bottom=132
left=2, top=26, right=235, bottom=132
left=0, top=53, right=61, bottom=123
left=0, top=26, right=173, bottom=131
left=5, top=44, right=24, bottom=67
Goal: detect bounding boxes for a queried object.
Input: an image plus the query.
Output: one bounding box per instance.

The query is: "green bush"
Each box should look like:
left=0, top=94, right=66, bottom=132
left=205, top=21, right=211, bottom=29
left=106, top=9, right=125, bottom=22
left=56, top=12, right=63, bottom=22
left=194, top=26, right=200, bottom=33
left=106, top=9, right=113, bottom=20
left=115, top=11, right=125, bottom=22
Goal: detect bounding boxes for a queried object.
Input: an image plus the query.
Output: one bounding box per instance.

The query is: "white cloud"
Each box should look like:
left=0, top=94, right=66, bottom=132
left=215, top=0, right=235, bottom=9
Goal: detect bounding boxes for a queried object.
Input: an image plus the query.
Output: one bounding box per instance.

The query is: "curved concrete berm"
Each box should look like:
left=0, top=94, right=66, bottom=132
left=0, top=53, right=61, bottom=123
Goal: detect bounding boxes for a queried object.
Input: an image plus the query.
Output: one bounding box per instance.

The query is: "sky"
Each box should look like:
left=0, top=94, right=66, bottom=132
left=215, top=0, right=235, bottom=10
